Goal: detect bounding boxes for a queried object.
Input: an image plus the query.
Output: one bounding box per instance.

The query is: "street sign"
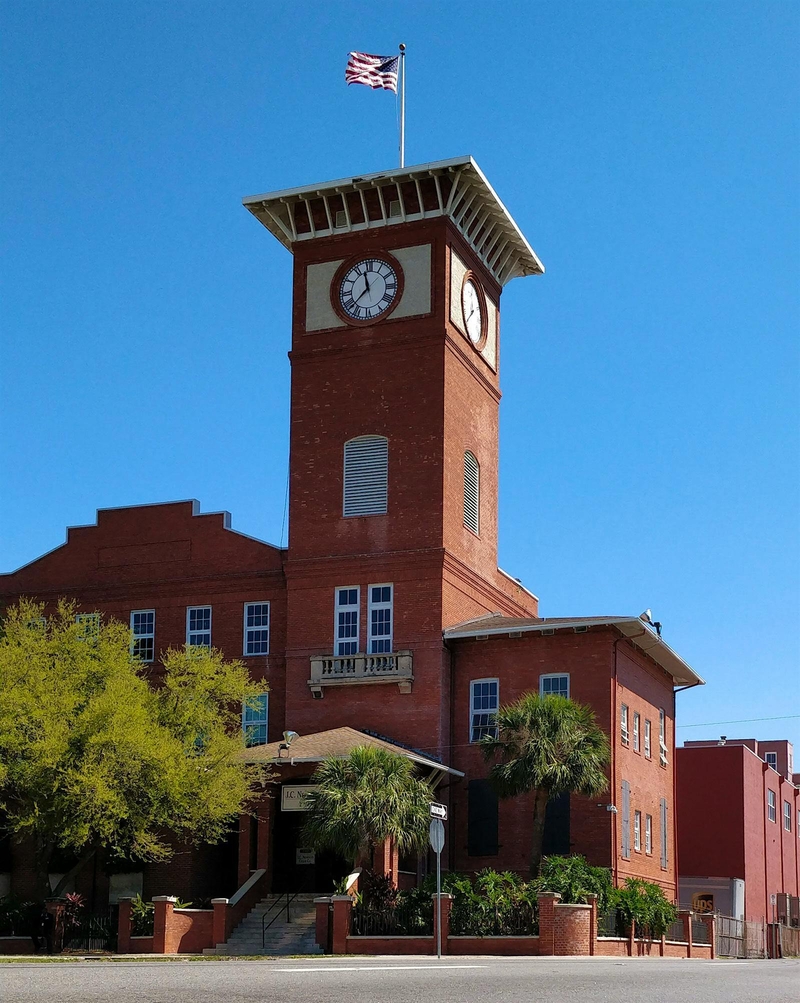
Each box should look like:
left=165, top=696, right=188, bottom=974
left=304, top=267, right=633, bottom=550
left=429, top=818, right=445, bottom=853
left=430, top=802, right=448, bottom=821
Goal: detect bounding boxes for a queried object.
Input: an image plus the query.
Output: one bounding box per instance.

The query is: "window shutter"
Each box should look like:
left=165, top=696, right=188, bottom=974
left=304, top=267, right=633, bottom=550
left=468, top=779, right=498, bottom=856
left=621, top=780, right=631, bottom=859
left=660, top=797, right=668, bottom=868
left=464, top=451, right=479, bottom=533
left=542, top=792, right=571, bottom=856
left=343, top=436, right=388, bottom=516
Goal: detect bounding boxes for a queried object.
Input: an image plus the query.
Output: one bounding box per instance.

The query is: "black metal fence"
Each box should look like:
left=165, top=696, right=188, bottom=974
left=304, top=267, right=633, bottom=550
left=63, top=910, right=118, bottom=953
left=351, top=900, right=433, bottom=937
left=449, top=900, right=538, bottom=937
left=596, top=908, right=624, bottom=938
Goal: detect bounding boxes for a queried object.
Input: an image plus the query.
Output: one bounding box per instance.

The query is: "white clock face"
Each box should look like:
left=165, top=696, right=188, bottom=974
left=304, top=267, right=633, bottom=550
left=462, top=279, right=483, bottom=345
left=338, top=258, right=398, bottom=322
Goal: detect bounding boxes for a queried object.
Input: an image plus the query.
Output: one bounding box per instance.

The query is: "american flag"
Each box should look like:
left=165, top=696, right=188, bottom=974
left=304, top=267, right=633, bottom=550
left=345, top=52, right=399, bottom=93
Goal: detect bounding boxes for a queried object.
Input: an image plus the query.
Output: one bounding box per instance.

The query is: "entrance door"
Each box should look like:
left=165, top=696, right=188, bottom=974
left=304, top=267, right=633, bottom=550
left=271, top=802, right=349, bottom=893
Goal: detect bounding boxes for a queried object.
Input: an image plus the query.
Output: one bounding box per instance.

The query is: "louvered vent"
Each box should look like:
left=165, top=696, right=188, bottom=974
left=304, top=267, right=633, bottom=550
left=343, top=436, right=389, bottom=517
left=463, top=451, right=480, bottom=533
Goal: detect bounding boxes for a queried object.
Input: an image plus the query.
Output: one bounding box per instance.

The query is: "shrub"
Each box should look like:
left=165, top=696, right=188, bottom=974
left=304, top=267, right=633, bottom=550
left=613, top=878, right=678, bottom=938
left=537, top=855, right=614, bottom=911
left=130, top=894, right=154, bottom=937
left=0, top=894, right=38, bottom=936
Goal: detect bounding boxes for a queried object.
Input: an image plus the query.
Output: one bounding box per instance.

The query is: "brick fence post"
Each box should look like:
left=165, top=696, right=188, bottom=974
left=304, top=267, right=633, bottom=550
left=152, top=896, right=176, bottom=955
left=44, top=899, right=66, bottom=955
left=211, top=898, right=229, bottom=948
left=682, top=910, right=693, bottom=959
left=537, top=892, right=561, bottom=956
left=331, top=895, right=353, bottom=955
left=117, top=898, right=133, bottom=954
left=628, top=917, right=636, bottom=957
left=432, top=893, right=452, bottom=956
left=703, top=913, right=716, bottom=959
left=315, top=897, right=332, bottom=952
left=586, top=894, right=597, bottom=956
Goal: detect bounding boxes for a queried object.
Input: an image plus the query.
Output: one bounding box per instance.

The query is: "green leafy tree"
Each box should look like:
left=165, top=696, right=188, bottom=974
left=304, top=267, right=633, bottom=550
left=0, top=599, right=268, bottom=901
left=481, top=692, right=610, bottom=877
left=537, top=854, right=614, bottom=911
left=302, top=746, right=433, bottom=869
left=613, top=878, right=678, bottom=938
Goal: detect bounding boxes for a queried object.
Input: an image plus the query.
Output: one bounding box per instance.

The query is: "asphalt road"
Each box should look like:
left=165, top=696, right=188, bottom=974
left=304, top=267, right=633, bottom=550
left=0, top=955, right=797, bottom=1003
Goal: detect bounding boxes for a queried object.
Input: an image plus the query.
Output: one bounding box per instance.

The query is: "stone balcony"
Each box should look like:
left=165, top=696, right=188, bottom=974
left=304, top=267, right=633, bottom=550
left=308, top=651, right=413, bottom=698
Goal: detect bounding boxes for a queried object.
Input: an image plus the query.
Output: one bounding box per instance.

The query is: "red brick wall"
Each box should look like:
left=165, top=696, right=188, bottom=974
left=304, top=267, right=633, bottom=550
left=448, top=628, right=677, bottom=887
left=615, top=643, right=678, bottom=896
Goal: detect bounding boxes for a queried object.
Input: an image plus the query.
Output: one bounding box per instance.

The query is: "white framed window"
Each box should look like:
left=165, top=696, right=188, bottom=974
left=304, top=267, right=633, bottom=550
left=660, top=797, right=668, bottom=868
left=645, top=814, right=653, bottom=854
left=659, top=708, right=668, bottom=766
left=27, top=616, right=47, bottom=632
left=767, top=789, right=776, bottom=823
left=540, top=674, right=570, bottom=699
left=243, top=602, right=270, bottom=656
left=343, top=436, right=388, bottom=517
left=243, top=693, right=268, bottom=747
left=797, top=809, right=800, bottom=837
left=186, top=606, right=211, bottom=648
left=470, top=679, right=499, bottom=743
left=644, top=719, right=652, bottom=759
left=621, top=704, right=629, bottom=746
left=368, top=584, right=393, bottom=654
left=335, top=587, right=360, bottom=655
left=633, top=712, right=640, bottom=752
left=634, top=810, right=642, bottom=852
left=131, top=610, right=155, bottom=662
left=75, top=612, right=100, bottom=640
left=463, top=451, right=480, bottom=534
left=784, top=801, right=792, bottom=832
left=765, top=752, right=778, bottom=771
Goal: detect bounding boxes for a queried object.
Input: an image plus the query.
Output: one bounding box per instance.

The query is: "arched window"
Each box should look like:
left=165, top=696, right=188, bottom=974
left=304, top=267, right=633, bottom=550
left=343, top=435, right=388, bottom=517
left=464, top=450, right=480, bottom=534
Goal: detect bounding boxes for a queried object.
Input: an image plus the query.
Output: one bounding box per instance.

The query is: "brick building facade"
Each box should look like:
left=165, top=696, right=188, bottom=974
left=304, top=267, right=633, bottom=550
left=1, top=157, right=703, bottom=910
left=677, top=739, right=800, bottom=922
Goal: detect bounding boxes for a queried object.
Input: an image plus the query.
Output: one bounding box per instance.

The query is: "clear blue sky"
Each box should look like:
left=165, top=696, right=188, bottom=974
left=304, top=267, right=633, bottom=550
left=2, top=2, right=798, bottom=749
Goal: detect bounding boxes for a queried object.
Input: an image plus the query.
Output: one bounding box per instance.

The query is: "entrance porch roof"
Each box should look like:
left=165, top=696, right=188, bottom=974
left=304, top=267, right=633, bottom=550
left=243, top=726, right=464, bottom=778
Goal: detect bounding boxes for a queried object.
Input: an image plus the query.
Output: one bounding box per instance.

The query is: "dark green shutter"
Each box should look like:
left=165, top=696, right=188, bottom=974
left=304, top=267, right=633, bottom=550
left=468, top=779, right=498, bottom=856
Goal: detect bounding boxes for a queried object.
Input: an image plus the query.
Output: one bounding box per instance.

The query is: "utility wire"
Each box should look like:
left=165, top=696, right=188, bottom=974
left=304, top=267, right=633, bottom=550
left=676, top=714, right=800, bottom=729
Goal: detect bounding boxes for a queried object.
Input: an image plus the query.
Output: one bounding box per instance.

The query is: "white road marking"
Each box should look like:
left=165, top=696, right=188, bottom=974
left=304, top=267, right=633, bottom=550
left=274, top=965, right=488, bottom=972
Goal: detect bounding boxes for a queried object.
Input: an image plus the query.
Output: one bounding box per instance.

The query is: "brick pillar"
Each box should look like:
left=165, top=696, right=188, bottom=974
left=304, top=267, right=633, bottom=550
left=683, top=910, right=694, bottom=958
left=537, top=892, right=561, bottom=956
left=628, top=918, right=636, bottom=956
left=211, top=898, right=229, bottom=948
left=315, top=897, right=332, bottom=952
left=152, top=896, right=176, bottom=954
left=432, top=893, right=452, bottom=956
left=373, top=838, right=399, bottom=888
left=586, top=894, right=598, bottom=956
left=44, top=899, right=66, bottom=954
left=256, top=799, right=271, bottom=872
left=237, top=813, right=250, bottom=887
left=702, top=912, right=716, bottom=959
left=117, top=898, right=133, bottom=954
left=331, top=895, right=353, bottom=955
left=660, top=933, right=666, bottom=957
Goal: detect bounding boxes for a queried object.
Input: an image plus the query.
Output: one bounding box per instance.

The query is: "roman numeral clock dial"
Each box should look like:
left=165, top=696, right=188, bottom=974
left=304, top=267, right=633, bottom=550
left=335, top=256, right=401, bottom=324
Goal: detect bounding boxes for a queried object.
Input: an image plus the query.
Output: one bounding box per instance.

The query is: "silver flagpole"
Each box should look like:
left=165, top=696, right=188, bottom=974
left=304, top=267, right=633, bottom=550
left=399, top=43, right=406, bottom=168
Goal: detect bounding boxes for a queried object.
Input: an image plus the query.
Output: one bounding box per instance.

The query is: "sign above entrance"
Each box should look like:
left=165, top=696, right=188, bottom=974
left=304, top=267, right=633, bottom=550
left=430, top=802, right=447, bottom=820
left=281, top=785, right=319, bottom=811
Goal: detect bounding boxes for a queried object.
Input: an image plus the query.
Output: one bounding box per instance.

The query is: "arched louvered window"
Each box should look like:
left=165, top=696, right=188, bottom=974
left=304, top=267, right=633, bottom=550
left=464, top=451, right=480, bottom=534
left=343, top=436, right=388, bottom=517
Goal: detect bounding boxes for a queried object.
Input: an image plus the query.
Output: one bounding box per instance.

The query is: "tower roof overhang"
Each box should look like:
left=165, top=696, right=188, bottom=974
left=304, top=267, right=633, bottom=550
left=242, top=156, right=544, bottom=287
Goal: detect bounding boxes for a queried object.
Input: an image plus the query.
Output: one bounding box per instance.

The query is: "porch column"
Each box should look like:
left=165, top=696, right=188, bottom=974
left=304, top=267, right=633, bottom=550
left=236, top=812, right=250, bottom=887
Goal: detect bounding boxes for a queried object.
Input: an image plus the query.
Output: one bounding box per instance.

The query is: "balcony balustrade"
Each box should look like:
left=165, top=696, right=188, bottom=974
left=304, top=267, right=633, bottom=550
left=308, top=651, right=413, bottom=698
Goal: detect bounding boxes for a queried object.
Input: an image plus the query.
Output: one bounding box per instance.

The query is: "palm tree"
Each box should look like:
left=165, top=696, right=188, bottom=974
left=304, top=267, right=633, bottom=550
left=302, top=746, right=433, bottom=870
left=481, top=693, right=610, bottom=877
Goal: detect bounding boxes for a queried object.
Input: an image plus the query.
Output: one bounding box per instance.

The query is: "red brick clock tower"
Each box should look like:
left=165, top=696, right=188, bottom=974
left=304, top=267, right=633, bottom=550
left=243, top=157, right=544, bottom=755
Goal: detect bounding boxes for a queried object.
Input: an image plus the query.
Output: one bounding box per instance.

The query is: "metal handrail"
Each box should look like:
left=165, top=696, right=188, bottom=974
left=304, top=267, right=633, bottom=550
left=261, top=877, right=313, bottom=947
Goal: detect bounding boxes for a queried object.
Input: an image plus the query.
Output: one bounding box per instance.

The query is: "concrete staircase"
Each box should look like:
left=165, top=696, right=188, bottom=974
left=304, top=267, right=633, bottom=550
left=205, top=894, right=322, bottom=956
